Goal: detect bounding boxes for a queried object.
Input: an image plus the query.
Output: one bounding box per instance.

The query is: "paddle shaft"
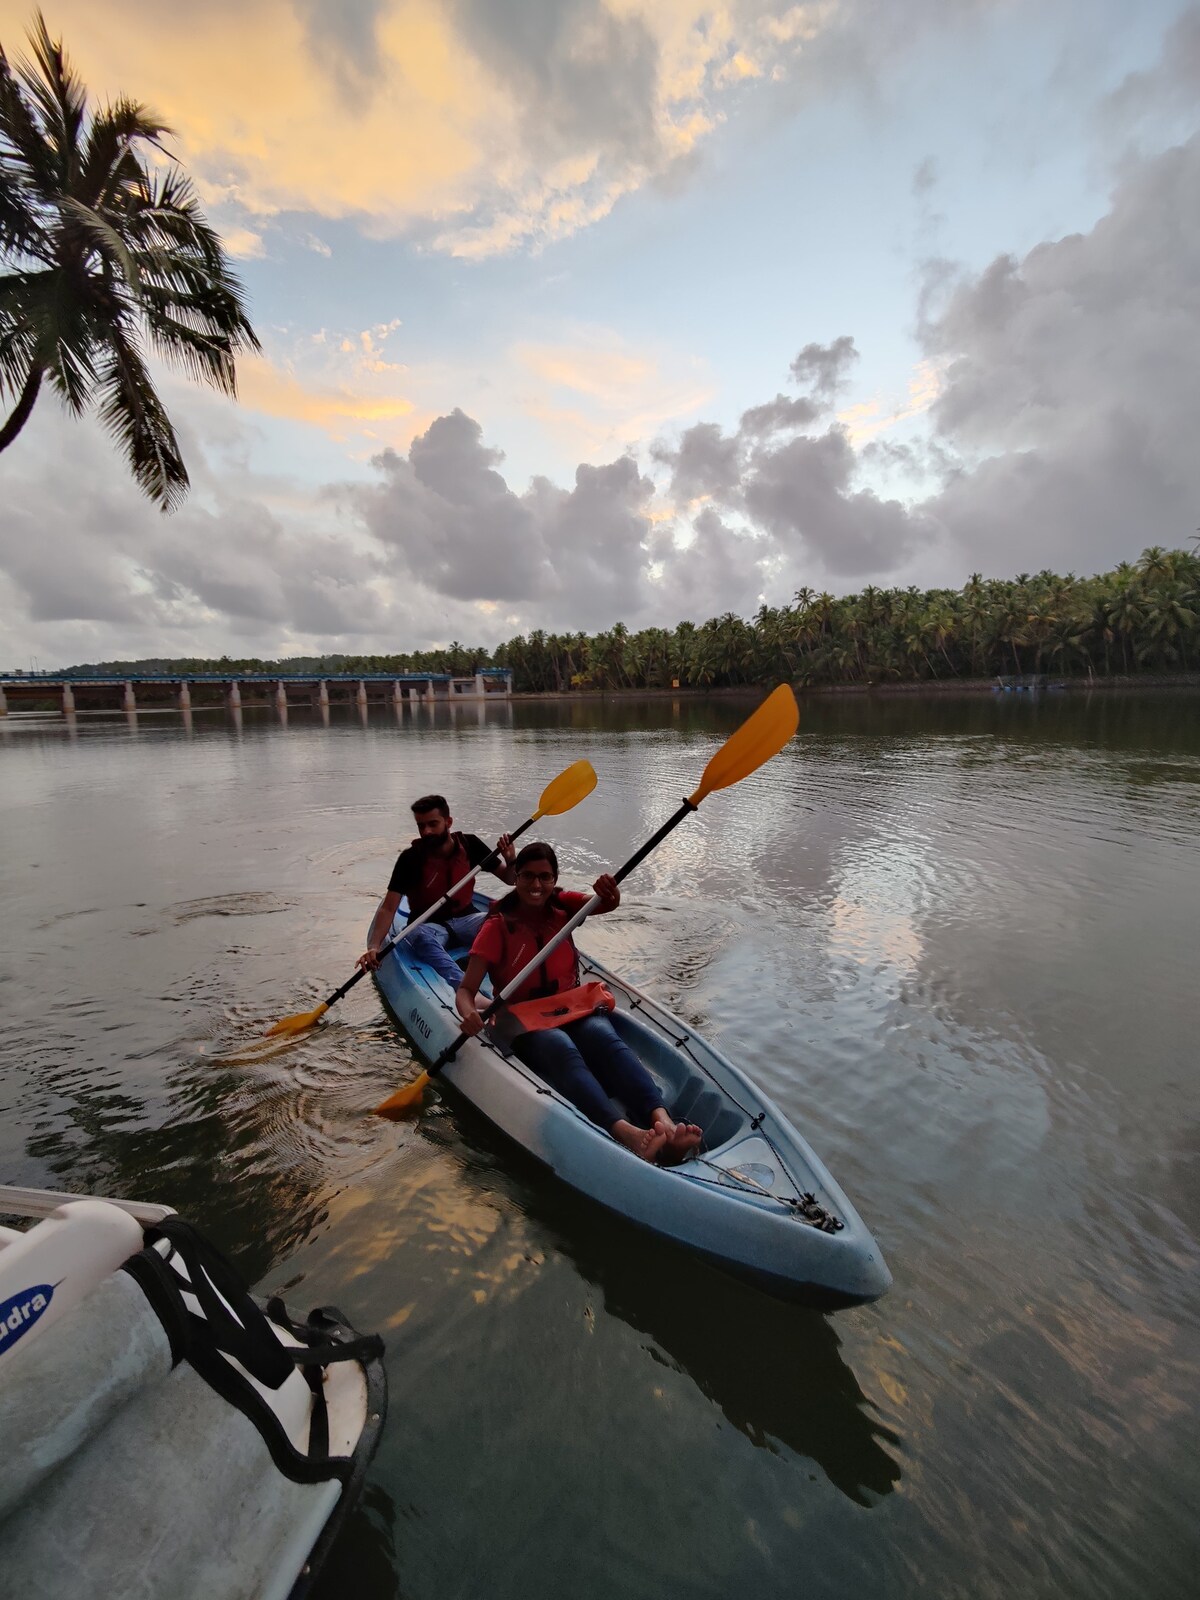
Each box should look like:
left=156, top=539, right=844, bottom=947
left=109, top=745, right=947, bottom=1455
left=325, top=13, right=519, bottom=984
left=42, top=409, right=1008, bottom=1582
left=429, top=797, right=698, bottom=1076
left=321, top=817, right=535, bottom=1008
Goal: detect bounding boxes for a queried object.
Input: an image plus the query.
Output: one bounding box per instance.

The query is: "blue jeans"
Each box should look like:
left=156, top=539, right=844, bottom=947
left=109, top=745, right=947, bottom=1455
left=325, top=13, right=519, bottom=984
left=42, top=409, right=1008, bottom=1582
left=407, top=910, right=486, bottom=987
left=513, top=1014, right=663, bottom=1132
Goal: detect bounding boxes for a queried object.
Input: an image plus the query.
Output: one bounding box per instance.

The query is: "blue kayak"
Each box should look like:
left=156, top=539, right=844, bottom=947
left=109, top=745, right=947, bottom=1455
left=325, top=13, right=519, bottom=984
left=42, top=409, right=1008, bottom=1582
left=374, top=895, right=891, bottom=1309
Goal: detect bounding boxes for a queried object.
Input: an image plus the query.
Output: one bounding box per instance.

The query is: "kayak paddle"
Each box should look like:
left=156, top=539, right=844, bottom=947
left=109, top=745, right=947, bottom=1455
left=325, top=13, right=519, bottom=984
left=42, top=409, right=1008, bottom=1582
left=373, top=685, right=800, bottom=1117
left=265, top=759, right=598, bottom=1037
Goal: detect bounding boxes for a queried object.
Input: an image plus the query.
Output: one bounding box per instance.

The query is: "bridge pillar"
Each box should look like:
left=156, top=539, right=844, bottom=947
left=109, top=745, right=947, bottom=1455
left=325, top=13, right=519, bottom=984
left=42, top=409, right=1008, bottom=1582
left=122, top=681, right=136, bottom=712
left=228, top=680, right=241, bottom=709
left=275, top=680, right=288, bottom=709
left=62, top=683, right=75, bottom=713
left=356, top=680, right=369, bottom=708
left=392, top=679, right=404, bottom=704
left=0, top=684, right=8, bottom=715
left=177, top=681, right=191, bottom=709
left=474, top=672, right=486, bottom=699
left=424, top=678, right=436, bottom=704
left=317, top=680, right=329, bottom=708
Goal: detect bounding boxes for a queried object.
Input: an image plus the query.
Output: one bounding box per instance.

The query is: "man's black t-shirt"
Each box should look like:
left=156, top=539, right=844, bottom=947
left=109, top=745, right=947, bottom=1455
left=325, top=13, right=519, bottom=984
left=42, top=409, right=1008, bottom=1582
left=387, top=832, right=493, bottom=921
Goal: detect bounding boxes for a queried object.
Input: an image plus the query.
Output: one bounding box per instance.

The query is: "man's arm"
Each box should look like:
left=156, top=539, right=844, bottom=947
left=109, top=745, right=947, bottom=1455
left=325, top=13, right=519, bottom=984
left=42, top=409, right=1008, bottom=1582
left=465, top=832, right=517, bottom=885
left=357, top=890, right=403, bottom=972
left=492, top=832, right=517, bottom=885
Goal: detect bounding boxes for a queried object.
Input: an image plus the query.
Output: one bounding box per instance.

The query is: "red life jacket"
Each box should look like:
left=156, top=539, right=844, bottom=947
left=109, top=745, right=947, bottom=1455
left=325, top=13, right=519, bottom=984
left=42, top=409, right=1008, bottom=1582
left=486, top=892, right=579, bottom=1002
left=409, top=833, right=475, bottom=919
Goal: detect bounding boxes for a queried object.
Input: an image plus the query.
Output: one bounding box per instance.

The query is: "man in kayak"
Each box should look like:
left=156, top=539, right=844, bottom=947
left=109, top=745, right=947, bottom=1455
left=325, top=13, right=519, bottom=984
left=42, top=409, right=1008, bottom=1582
left=455, top=841, right=702, bottom=1164
left=356, top=794, right=517, bottom=986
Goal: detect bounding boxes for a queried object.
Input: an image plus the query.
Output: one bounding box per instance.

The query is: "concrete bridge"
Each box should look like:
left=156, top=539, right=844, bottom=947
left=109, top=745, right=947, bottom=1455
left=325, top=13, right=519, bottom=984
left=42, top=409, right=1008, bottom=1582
left=0, top=668, right=512, bottom=715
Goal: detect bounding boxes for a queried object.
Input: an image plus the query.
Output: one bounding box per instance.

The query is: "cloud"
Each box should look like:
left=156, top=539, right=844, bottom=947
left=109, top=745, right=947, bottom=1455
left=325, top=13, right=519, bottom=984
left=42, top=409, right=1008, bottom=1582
left=238, top=358, right=416, bottom=444
left=739, top=394, right=821, bottom=437
left=1100, top=5, right=1200, bottom=144
left=354, top=409, right=654, bottom=625
left=222, top=227, right=267, bottom=259
left=654, top=420, right=743, bottom=504
left=650, top=337, right=931, bottom=577
left=35, top=0, right=834, bottom=258
left=789, top=335, right=860, bottom=403
left=6, top=15, right=1200, bottom=661
left=515, top=330, right=716, bottom=460
left=918, top=126, right=1200, bottom=573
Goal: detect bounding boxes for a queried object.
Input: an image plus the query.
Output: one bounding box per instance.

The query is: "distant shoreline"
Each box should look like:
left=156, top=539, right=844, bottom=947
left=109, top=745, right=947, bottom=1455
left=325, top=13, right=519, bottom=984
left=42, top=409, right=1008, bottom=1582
left=509, top=674, right=1200, bottom=702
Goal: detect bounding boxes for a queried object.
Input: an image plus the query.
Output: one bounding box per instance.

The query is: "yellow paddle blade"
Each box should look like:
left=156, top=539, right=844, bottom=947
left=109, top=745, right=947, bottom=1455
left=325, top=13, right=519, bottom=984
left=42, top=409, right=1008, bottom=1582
left=373, top=1070, right=430, bottom=1118
left=687, top=685, right=799, bottom=806
left=532, top=758, right=597, bottom=819
left=264, top=1001, right=330, bottom=1037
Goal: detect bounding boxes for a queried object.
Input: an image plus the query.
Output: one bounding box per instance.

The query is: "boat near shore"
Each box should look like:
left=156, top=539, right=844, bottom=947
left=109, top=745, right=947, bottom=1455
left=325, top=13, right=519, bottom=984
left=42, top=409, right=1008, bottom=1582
left=374, top=894, right=891, bottom=1310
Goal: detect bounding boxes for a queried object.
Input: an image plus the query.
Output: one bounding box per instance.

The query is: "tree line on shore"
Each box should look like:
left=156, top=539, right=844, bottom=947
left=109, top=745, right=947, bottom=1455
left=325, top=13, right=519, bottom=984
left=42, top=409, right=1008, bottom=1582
left=56, top=547, right=1200, bottom=693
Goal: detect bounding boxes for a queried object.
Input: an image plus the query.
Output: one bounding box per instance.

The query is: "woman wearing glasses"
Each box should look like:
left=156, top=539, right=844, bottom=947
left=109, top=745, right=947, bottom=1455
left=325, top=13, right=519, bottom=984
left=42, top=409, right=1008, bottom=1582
left=455, top=842, right=701, bottom=1164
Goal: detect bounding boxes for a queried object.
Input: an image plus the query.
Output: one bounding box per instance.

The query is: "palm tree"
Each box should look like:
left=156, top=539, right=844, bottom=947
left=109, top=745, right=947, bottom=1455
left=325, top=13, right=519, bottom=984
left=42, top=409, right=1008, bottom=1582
left=0, top=14, right=259, bottom=507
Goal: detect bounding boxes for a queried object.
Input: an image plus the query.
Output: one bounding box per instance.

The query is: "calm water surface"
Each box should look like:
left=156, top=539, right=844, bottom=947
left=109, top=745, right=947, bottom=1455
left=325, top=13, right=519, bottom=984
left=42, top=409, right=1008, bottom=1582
left=1, top=692, right=1197, bottom=1599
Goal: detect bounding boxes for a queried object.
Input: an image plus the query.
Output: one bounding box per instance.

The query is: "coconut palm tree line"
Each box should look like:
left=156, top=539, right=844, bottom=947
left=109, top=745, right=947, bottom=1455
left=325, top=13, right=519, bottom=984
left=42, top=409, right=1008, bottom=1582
left=62, top=547, right=1200, bottom=691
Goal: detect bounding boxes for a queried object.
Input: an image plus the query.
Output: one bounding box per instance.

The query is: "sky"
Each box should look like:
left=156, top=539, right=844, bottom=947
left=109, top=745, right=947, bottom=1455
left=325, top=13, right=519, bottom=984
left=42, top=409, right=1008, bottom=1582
left=2, top=0, right=1199, bottom=666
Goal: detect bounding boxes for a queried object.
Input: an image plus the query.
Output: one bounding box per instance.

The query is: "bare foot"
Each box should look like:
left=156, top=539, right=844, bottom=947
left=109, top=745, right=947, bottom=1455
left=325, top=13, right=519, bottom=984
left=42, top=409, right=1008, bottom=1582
left=651, top=1108, right=676, bottom=1138
left=659, top=1122, right=703, bottom=1166
left=612, top=1119, right=669, bottom=1163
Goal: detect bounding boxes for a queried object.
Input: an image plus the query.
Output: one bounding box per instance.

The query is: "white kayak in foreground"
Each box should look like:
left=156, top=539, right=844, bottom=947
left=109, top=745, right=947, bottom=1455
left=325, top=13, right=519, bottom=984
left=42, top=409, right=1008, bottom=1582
left=0, top=1185, right=386, bottom=1600
left=375, top=896, right=891, bottom=1309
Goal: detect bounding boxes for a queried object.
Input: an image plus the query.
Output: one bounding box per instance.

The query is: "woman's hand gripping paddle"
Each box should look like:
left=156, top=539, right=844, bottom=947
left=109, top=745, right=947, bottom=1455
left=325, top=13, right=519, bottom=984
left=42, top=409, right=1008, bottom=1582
left=265, top=760, right=598, bottom=1037
left=373, top=685, right=800, bottom=1117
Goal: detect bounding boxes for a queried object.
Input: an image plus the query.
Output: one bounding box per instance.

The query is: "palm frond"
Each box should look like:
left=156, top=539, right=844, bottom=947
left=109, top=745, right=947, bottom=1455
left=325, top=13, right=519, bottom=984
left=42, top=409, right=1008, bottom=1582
left=15, top=13, right=86, bottom=192
left=41, top=311, right=97, bottom=412
left=0, top=169, right=39, bottom=258
left=136, top=258, right=258, bottom=346
left=0, top=13, right=258, bottom=500
left=80, top=95, right=171, bottom=211
left=126, top=167, right=224, bottom=270
left=95, top=325, right=188, bottom=511
left=140, top=300, right=238, bottom=392
left=0, top=48, right=60, bottom=205
left=57, top=194, right=141, bottom=288
left=0, top=320, right=39, bottom=396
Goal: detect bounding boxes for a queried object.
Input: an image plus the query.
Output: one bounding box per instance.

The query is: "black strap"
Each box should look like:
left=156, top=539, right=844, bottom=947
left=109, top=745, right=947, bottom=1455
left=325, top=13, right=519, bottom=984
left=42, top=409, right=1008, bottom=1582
left=145, top=1218, right=293, bottom=1389
left=265, top=1297, right=385, bottom=1369
left=122, top=1223, right=385, bottom=1485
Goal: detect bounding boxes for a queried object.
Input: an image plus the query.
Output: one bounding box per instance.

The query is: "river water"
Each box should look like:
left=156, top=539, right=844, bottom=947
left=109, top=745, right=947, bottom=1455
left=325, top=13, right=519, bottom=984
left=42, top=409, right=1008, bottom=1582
left=1, top=691, right=1197, bottom=1599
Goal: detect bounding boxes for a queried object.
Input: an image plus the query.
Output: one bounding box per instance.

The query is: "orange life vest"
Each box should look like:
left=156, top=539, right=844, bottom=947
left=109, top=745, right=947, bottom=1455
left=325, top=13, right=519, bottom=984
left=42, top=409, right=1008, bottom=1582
left=485, top=892, right=580, bottom=1002
left=408, top=833, right=475, bottom=920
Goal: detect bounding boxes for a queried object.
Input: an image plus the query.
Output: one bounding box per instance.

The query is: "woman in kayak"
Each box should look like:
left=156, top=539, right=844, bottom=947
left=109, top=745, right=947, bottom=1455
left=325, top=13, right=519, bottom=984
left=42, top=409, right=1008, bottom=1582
left=455, top=842, right=702, bottom=1164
